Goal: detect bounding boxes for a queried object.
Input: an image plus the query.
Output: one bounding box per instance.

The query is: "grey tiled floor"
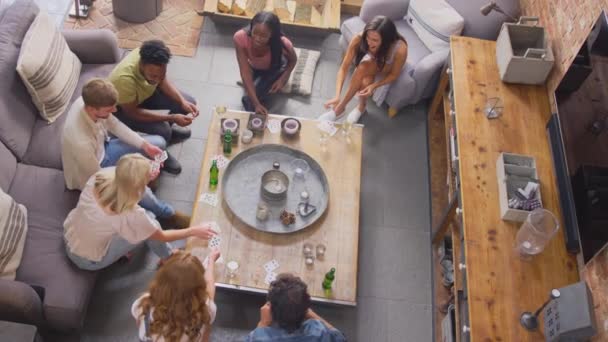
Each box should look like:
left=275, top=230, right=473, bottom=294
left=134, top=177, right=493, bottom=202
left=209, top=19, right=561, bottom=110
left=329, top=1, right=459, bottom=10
left=43, top=2, right=432, bottom=340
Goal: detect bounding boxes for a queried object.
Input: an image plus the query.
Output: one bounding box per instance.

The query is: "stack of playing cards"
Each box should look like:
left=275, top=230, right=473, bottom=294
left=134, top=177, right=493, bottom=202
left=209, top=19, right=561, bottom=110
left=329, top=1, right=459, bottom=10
left=199, top=193, right=218, bottom=207
left=212, top=154, right=230, bottom=169
left=263, top=259, right=280, bottom=285
left=151, top=151, right=168, bottom=173
left=267, top=119, right=282, bottom=134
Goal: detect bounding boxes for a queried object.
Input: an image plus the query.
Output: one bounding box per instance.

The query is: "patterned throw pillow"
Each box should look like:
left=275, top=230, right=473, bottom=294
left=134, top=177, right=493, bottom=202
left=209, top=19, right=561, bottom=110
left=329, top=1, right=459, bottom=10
left=281, top=48, right=321, bottom=96
left=16, top=11, right=81, bottom=123
left=0, top=188, right=28, bottom=280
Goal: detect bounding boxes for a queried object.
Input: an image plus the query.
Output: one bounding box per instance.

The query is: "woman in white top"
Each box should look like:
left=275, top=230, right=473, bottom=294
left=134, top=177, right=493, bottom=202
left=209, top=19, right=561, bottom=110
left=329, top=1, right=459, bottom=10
left=64, top=153, right=216, bottom=271
left=319, top=15, right=408, bottom=122
left=132, top=249, right=219, bottom=342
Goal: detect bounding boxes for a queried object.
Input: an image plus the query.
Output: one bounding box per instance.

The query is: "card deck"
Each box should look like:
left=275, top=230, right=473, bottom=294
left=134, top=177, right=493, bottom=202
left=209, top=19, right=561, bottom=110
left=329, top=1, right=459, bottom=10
left=198, top=193, right=218, bottom=207
left=267, top=119, right=281, bottom=134
left=212, top=154, right=230, bottom=169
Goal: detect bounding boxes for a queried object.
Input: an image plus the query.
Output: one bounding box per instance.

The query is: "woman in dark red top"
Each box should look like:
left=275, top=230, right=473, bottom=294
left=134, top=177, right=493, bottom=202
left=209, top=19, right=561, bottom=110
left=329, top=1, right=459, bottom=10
left=233, top=11, right=297, bottom=115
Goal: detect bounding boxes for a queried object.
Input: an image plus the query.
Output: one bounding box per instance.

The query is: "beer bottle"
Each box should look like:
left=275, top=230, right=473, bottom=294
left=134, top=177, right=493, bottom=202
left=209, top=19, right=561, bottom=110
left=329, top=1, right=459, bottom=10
left=223, top=129, right=232, bottom=155
left=209, top=160, right=219, bottom=188
left=322, top=267, right=336, bottom=290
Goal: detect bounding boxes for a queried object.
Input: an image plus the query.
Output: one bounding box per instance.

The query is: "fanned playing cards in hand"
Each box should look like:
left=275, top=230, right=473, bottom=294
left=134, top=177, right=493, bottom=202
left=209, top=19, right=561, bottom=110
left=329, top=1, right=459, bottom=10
left=151, top=151, right=168, bottom=173
left=317, top=120, right=338, bottom=136
left=267, top=119, right=281, bottom=134
left=198, top=193, right=218, bottom=207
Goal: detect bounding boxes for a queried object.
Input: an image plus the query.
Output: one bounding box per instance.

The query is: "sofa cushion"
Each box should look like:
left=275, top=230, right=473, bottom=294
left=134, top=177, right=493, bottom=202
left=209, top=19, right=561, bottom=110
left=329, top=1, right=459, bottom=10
left=0, top=186, right=28, bottom=280
left=447, top=0, right=520, bottom=40
left=0, top=143, right=16, bottom=192
left=281, top=48, right=320, bottom=96
left=22, top=63, right=118, bottom=170
left=406, top=0, right=464, bottom=52
left=9, top=163, right=95, bottom=331
left=0, top=0, right=39, bottom=160
left=341, top=17, right=431, bottom=66
left=17, top=11, right=82, bottom=123
left=360, top=0, right=409, bottom=23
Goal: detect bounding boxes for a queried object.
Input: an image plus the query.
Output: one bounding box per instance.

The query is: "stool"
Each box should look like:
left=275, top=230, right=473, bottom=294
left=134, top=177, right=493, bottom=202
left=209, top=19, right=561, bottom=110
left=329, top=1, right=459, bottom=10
left=112, top=0, right=163, bottom=23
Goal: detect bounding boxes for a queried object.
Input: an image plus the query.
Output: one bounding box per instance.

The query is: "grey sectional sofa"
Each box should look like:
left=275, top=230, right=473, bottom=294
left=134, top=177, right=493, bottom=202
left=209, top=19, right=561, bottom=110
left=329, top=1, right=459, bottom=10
left=0, top=0, right=122, bottom=333
left=340, top=0, right=520, bottom=111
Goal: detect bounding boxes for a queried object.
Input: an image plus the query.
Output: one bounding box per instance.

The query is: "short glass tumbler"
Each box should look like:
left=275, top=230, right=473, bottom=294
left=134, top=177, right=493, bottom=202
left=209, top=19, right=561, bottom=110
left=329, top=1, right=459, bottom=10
left=514, top=208, right=560, bottom=257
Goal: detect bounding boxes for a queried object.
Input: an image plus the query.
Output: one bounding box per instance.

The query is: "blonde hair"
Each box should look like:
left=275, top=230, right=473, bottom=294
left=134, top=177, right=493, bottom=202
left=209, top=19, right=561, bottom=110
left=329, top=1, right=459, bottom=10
left=94, top=154, right=150, bottom=214
left=138, top=251, right=211, bottom=342
left=82, top=78, right=118, bottom=108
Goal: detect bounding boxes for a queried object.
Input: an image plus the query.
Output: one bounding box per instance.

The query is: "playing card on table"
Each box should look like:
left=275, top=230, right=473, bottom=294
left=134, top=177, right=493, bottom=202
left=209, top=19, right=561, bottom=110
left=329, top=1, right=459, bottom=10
left=267, top=119, right=281, bottom=134
left=317, top=120, right=338, bottom=136
left=264, top=271, right=278, bottom=285
left=198, top=193, right=218, bottom=207
left=263, top=259, right=280, bottom=273
left=212, top=154, right=230, bottom=169
left=208, top=235, right=222, bottom=248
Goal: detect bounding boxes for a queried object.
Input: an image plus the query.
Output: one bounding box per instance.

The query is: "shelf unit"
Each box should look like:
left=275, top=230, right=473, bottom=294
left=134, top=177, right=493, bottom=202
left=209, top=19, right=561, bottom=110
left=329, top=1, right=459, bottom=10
left=428, top=36, right=580, bottom=342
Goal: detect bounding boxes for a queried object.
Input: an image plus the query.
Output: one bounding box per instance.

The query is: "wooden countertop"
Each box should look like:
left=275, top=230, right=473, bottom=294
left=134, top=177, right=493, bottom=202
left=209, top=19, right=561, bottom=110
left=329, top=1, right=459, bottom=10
left=450, top=36, right=580, bottom=341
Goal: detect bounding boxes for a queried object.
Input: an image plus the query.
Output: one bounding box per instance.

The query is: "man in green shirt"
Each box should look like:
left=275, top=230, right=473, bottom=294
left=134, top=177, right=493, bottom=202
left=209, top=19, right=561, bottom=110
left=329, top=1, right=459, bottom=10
left=109, top=40, right=199, bottom=174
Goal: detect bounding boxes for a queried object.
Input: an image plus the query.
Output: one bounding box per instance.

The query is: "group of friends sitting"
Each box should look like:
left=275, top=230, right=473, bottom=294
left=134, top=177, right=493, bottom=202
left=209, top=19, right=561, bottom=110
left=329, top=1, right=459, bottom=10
left=58, top=10, right=407, bottom=341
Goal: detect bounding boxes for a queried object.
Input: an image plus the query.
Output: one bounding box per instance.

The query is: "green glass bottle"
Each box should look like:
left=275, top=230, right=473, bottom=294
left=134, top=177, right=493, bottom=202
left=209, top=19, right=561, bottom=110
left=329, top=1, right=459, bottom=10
left=223, top=129, right=232, bottom=155
left=209, top=160, right=219, bottom=188
left=322, top=267, right=336, bottom=290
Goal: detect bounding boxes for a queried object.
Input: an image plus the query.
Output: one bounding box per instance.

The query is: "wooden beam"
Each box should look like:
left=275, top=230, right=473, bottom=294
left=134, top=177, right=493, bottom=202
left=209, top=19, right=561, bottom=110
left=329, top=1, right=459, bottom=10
left=432, top=193, right=458, bottom=244
left=217, top=0, right=233, bottom=13
left=231, top=0, right=246, bottom=15
left=245, top=0, right=266, bottom=17
left=429, top=64, right=450, bottom=120
left=273, top=0, right=291, bottom=21
left=294, top=2, right=312, bottom=24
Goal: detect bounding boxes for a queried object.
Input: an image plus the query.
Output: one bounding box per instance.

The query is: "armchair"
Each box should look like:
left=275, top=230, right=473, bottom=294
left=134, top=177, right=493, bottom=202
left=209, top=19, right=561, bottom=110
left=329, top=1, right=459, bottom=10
left=339, top=0, right=520, bottom=113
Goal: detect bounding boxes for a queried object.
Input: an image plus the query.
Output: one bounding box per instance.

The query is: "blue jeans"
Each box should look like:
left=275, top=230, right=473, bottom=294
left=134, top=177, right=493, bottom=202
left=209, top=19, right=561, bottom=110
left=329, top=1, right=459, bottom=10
left=65, top=231, right=173, bottom=271
left=101, top=135, right=175, bottom=219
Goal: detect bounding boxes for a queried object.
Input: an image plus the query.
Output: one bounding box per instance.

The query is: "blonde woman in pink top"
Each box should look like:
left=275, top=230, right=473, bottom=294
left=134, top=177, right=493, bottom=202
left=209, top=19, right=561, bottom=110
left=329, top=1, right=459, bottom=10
left=233, top=11, right=297, bottom=115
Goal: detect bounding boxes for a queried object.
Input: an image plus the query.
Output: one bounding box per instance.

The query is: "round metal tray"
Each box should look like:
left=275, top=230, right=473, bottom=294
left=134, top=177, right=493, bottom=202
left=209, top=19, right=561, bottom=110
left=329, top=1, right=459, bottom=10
left=222, top=144, right=329, bottom=234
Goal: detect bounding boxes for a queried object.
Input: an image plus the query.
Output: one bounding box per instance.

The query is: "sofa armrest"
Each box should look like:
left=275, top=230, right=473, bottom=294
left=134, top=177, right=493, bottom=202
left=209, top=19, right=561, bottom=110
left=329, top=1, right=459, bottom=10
left=360, top=0, right=410, bottom=23
left=62, top=29, right=121, bottom=64
left=0, top=280, right=44, bottom=327
left=412, top=49, right=450, bottom=99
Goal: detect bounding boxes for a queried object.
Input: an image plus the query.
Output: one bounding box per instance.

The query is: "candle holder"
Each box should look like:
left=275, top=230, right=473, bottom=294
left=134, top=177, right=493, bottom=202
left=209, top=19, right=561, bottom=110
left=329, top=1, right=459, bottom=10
left=315, top=243, right=326, bottom=259
left=226, top=260, right=239, bottom=278
left=281, top=118, right=301, bottom=139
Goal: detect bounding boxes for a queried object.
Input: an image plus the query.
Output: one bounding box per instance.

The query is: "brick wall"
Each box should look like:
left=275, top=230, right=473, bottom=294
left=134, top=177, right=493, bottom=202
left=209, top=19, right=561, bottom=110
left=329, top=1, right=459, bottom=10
left=519, top=0, right=604, bottom=97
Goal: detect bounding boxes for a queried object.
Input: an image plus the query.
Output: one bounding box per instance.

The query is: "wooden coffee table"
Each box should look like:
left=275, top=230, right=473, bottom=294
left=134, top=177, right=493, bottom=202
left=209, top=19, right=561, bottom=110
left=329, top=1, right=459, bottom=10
left=186, top=109, right=362, bottom=305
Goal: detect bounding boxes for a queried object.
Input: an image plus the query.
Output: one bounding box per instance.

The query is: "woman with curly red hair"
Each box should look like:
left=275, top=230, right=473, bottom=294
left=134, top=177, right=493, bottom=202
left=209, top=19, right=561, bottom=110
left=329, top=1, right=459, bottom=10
left=131, top=249, right=220, bottom=342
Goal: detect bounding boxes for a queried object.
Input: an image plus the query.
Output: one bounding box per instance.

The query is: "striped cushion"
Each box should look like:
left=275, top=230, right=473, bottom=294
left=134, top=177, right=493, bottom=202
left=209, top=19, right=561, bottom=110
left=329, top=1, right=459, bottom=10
left=16, top=11, right=81, bottom=123
left=406, top=0, right=464, bottom=52
left=281, top=48, right=320, bottom=96
left=0, top=188, right=28, bottom=280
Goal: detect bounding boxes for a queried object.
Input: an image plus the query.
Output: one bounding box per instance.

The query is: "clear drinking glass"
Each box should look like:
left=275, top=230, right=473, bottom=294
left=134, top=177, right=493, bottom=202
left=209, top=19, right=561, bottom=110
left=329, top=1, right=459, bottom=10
left=515, top=209, right=560, bottom=257
left=319, top=131, right=329, bottom=152
left=227, top=260, right=239, bottom=278
left=341, top=121, right=353, bottom=144
left=316, top=243, right=326, bottom=259
left=303, top=243, right=315, bottom=266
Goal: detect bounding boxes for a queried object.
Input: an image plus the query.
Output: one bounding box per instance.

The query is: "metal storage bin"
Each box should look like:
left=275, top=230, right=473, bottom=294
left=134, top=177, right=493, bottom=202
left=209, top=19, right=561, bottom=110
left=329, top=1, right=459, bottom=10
left=496, top=17, right=554, bottom=85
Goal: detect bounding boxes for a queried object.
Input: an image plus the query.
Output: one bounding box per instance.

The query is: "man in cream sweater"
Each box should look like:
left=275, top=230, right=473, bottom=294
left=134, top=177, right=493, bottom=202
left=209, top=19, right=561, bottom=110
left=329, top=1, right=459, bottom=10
left=61, top=79, right=190, bottom=229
